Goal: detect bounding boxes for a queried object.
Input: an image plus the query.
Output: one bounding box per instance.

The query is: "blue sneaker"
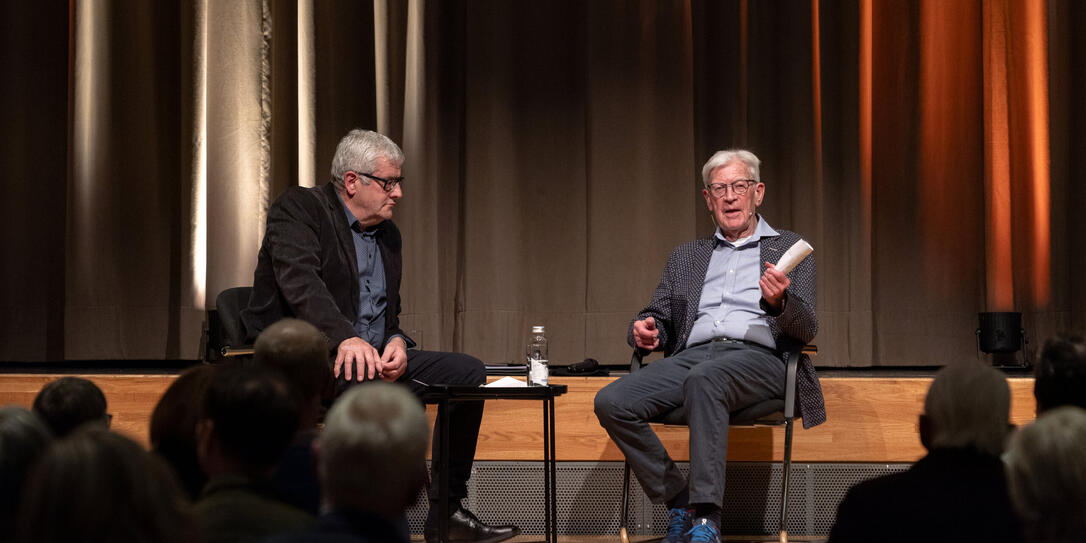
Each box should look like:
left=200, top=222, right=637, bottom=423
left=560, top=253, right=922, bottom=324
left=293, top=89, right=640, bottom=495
left=661, top=507, right=693, bottom=543
left=686, top=517, right=720, bottom=543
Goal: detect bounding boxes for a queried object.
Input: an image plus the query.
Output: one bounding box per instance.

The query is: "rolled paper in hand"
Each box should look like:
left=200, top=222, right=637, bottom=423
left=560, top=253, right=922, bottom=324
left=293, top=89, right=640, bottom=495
left=774, top=239, right=813, bottom=274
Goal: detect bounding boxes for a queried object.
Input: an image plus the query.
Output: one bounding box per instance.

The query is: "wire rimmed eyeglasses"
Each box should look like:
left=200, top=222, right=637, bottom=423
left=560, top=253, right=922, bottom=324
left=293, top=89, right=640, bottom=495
left=706, top=179, right=756, bottom=198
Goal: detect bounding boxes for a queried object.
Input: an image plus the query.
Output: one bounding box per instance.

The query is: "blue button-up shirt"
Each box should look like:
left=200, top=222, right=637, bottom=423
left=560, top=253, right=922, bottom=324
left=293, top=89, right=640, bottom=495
left=686, top=216, right=778, bottom=350
left=338, top=194, right=387, bottom=348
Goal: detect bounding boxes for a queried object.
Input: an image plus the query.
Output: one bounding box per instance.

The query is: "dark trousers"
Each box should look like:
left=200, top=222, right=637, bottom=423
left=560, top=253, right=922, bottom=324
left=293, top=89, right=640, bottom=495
left=337, top=349, right=485, bottom=509
left=594, top=341, right=784, bottom=506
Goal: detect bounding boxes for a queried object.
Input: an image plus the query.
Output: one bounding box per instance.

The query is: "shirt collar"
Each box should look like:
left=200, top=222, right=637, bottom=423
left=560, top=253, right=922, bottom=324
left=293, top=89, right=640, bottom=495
left=714, top=214, right=779, bottom=248
left=337, top=191, right=378, bottom=236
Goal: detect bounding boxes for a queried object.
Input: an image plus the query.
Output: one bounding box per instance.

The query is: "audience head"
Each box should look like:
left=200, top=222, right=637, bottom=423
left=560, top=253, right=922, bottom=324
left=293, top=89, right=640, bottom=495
left=17, top=427, right=194, bottom=543
left=329, top=129, right=404, bottom=192
left=32, top=376, right=109, bottom=437
left=317, top=382, right=429, bottom=518
left=149, top=364, right=216, bottom=499
left=197, top=365, right=301, bottom=477
left=254, top=318, right=332, bottom=427
left=0, top=407, right=53, bottom=542
left=1034, top=334, right=1086, bottom=414
left=920, top=361, right=1011, bottom=456
left=1005, top=406, right=1086, bottom=543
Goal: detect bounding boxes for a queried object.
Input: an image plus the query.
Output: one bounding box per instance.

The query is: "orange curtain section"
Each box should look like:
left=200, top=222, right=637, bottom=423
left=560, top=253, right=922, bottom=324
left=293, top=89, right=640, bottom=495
left=918, top=0, right=983, bottom=300
left=983, top=0, right=1051, bottom=310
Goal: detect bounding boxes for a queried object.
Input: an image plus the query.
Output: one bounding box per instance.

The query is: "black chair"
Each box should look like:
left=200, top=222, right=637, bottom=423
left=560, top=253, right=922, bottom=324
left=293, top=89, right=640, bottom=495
left=204, top=286, right=254, bottom=360
left=617, top=344, right=817, bottom=543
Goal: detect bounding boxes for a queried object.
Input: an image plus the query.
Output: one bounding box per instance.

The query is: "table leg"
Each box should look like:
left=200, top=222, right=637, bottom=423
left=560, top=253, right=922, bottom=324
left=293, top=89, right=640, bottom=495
left=549, top=396, right=558, bottom=543
left=543, top=396, right=558, bottom=543
left=438, top=397, right=450, bottom=543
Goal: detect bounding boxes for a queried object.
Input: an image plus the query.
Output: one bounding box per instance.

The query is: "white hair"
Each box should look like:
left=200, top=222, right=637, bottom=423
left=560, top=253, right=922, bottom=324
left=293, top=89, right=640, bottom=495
left=1005, top=406, right=1086, bottom=543
left=923, top=361, right=1010, bottom=455
left=329, top=129, right=405, bottom=191
left=318, top=382, right=429, bottom=514
left=701, top=149, right=761, bottom=187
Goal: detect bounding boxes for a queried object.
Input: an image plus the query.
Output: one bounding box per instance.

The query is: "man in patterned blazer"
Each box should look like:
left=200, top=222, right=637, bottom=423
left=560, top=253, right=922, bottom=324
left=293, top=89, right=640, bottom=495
left=595, top=149, right=824, bottom=543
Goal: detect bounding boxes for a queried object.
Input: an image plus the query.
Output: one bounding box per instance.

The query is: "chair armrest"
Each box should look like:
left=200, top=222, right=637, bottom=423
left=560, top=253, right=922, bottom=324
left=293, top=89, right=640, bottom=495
left=784, top=351, right=799, bottom=419
left=630, top=349, right=648, bottom=373
left=784, top=345, right=818, bottom=419
left=222, top=346, right=255, bottom=357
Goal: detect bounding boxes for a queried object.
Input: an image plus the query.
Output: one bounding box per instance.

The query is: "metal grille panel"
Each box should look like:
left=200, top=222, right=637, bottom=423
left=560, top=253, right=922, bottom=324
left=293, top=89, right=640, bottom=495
left=406, top=461, right=907, bottom=536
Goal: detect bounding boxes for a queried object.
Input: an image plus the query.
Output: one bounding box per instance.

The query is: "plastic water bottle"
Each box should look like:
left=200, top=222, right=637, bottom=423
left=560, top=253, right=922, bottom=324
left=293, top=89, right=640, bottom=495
left=526, top=325, right=549, bottom=386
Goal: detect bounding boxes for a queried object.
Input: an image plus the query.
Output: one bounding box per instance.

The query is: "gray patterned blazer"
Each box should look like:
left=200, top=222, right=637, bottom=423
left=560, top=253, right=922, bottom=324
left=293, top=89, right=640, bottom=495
left=627, top=227, right=826, bottom=428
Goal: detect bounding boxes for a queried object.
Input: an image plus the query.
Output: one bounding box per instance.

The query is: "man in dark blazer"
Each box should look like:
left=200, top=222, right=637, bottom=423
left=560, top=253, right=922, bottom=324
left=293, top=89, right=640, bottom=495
left=829, top=362, right=1024, bottom=543
left=595, top=149, right=823, bottom=543
left=242, top=129, right=518, bottom=543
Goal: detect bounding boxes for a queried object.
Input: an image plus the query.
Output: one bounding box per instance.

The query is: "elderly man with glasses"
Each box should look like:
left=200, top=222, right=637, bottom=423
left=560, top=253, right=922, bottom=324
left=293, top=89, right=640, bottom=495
left=243, top=129, right=519, bottom=543
left=594, top=149, right=824, bottom=543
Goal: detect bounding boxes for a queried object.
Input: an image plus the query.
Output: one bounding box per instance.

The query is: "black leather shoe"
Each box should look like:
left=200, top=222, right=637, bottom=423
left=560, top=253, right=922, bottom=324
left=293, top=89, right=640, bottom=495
left=424, top=508, right=521, bottom=543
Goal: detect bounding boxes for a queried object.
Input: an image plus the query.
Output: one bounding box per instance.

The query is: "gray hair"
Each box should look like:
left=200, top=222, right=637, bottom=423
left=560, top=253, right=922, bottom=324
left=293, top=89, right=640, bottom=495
left=329, top=129, right=405, bottom=191
left=1005, top=406, right=1086, bottom=543
left=701, top=149, right=761, bottom=187
left=923, top=361, right=1010, bottom=455
left=254, top=318, right=331, bottom=402
left=318, top=382, right=429, bottom=514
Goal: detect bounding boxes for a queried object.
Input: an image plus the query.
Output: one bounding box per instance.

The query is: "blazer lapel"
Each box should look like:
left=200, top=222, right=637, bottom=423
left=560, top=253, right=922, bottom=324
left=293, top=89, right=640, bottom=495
left=680, top=237, right=715, bottom=345
left=321, top=183, right=361, bottom=299
left=759, top=234, right=785, bottom=274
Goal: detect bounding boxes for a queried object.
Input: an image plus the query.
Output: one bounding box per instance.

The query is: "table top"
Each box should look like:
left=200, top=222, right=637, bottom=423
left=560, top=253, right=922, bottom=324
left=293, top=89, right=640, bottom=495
left=420, top=383, right=568, bottom=401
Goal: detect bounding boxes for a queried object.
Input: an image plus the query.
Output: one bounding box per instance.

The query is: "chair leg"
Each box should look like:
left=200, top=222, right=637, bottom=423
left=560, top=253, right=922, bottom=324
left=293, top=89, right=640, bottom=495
left=620, top=461, right=631, bottom=543
left=778, top=418, right=794, bottom=543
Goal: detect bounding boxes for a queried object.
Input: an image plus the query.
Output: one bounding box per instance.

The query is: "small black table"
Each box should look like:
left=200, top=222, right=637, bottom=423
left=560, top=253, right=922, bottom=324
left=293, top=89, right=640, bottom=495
left=421, top=383, right=568, bottom=543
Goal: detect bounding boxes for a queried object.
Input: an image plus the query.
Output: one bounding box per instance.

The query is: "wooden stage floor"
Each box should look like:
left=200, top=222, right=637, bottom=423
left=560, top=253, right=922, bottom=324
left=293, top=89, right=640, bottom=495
left=0, top=369, right=1037, bottom=463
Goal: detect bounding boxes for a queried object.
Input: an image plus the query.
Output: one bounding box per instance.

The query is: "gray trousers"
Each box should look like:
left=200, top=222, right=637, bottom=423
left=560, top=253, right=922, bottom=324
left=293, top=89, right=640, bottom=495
left=594, top=341, right=784, bottom=506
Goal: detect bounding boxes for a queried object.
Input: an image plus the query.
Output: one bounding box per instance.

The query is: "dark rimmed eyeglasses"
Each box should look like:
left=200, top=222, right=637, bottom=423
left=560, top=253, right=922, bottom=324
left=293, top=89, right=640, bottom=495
left=355, top=171, right=404, bottom=192
left=706, top=179, right=756, bottom=198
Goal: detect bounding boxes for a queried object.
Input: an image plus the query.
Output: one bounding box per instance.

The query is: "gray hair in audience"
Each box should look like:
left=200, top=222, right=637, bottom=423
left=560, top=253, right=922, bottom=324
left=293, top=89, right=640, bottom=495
left=254, top=318, right=332, bottom=402
left=329, top=129, right=404, bottom=191
left=923, top=361, right=1010, bottom=455
left=318, top=382, right=429, bottom=515
left=1005, top=406, right=1086, bottom=543
left=701, top=149, right=761, bottom=187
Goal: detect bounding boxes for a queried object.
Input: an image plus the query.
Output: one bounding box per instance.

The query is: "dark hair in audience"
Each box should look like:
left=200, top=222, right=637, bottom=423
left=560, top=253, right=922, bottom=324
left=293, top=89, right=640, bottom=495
left=32, top=376, right=108, bottom=437
left=17, top=428, right=195, bottom=543
left=1034, top=334, right=1086, bottom=414
left=253, top=317, right=332, bottom=403
left=150, top=364, right=216, bottom=499
left=203, top=365, right=301, bottom=472
left=0, top=407, right=53, bottom=543
left=1005, top=406, right=1086, bottom=543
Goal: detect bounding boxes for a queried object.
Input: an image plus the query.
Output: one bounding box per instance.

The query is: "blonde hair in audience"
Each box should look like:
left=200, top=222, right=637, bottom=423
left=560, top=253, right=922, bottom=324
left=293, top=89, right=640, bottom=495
left=923, top=361, right=1010, bottom=455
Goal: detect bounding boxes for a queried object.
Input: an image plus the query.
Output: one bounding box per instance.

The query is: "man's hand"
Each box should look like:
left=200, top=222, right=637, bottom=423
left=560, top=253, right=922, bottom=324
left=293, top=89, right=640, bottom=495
left=759, top=262, right=790, bottom=311
left=632, top=317, right=660, bottom=350
left=335, top=337, right=381, bottom=381
left=379, top=336, right=408, bottom=382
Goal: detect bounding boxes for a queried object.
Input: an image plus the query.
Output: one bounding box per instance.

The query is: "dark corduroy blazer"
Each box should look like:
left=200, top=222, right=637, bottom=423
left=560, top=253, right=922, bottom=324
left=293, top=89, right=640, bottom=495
left=241, top=183, right=407, bottom=350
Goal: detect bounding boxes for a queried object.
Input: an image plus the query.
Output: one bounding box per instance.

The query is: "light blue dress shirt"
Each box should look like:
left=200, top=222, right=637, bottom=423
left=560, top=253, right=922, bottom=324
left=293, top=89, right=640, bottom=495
left=685, top=216, right=778, bottom=350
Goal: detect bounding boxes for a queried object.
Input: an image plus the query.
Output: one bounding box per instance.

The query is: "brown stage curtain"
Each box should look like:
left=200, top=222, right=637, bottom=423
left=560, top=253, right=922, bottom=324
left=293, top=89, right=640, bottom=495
left=1, top=0, right=1083, bottom=366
